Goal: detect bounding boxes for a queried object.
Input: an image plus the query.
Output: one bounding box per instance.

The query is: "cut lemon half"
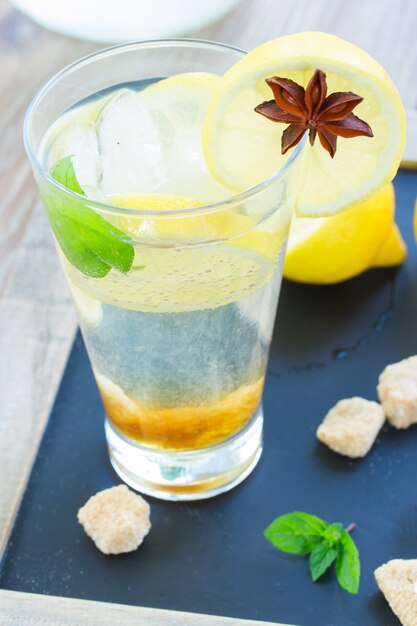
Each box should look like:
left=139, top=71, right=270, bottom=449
left=284, top=183, right=407, bottom=284
left=202, top=32, right=406, bottom=216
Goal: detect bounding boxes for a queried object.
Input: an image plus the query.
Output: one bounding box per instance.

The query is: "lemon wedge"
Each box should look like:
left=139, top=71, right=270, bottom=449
left=202, top=32, right=406, bottom=216
left=284, top=183, right=407, bottom=284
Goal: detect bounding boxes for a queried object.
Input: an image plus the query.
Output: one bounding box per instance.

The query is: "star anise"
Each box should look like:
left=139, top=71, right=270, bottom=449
left=254, top=68, right=373, bottom=158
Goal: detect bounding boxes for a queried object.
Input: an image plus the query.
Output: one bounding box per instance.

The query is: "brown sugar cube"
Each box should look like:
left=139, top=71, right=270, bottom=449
left=378, top=356, right=417, bottom=429
left=77, top=485, right=151, bottom=555
left=375, top=560, right=417, bottom=626
left=316, top=397, right=384, bottom=458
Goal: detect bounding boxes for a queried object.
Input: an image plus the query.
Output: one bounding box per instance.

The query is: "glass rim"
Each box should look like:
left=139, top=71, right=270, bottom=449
left=24, top=38, right=304, bottom=217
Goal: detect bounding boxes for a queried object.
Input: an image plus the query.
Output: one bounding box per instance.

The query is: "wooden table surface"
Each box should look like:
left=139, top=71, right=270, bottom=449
left=1, top=0, right=417, bottom=622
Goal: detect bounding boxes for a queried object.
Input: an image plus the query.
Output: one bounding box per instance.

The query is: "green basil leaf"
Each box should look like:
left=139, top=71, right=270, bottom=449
left=264, top=512, right=328, bottom=555
left=322, top=522, right=344, bottom=543
left=309, top=539, right=338, bottom=582
left=48, top=156, right=135, bottom=278
left=335, top=530, right=360, bottom=594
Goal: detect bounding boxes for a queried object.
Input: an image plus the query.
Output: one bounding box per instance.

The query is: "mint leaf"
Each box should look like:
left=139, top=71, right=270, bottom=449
left=309, top=539, right=338, bottom=581
left=322, top=522, right=344, bottom=543
left=47, top=156, right=135, bottom=278
left=264, top=512, right=360, bottom=594
left=264, top=512, right=328, bottom=555
left=50, top=211, right=110, bottom=278
left=335, top=530, right=360, bottom=594
left=50, top=155, right=85, bottom=195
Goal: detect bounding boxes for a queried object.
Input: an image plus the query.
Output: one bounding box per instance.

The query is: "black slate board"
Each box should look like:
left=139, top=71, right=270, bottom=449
left=2, top=171, right=417, bottom=626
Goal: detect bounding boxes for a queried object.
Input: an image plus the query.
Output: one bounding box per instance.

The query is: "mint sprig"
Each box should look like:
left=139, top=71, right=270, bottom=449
left=264, top=512, right=360, bottom=594
left=47, top=156, right=135, bottom=278
left=51, top=154, right=85, bottom=195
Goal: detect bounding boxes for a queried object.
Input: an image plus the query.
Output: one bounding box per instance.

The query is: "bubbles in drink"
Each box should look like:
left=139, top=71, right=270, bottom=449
left=43, top=74, right=289, bottom=449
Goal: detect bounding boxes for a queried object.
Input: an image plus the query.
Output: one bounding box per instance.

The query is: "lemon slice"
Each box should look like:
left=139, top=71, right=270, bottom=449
left=111, top=193, right=287, bottom=262
left=140, top=72, right=221, bottom=144
left=70, top=191, right=277, bottom=313
left=140, top=72, right=230, bottom=201
left=113, top=192, right=202, bottom=212
left=202, top=32, right=406, bottom=216
left=284, top=183, right=407, bottom=284
left=141, top=71, right=220, bottom=110
left=66, top=280, right=103, bottom=326
left=110, top=193, right=204, bottom=239
left=111, top=192, right=260, bottom=243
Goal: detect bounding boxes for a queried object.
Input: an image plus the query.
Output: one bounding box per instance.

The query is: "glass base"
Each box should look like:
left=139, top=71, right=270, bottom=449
left=105, top=407, right=263, bottom=501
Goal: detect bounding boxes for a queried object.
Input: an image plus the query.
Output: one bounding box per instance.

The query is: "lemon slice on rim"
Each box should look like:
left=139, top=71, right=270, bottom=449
left=202, top=32, right=406, bottom=216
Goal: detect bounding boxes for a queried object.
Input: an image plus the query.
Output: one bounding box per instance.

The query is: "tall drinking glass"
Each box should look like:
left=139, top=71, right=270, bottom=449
left=24, top=40, right=303, bottom=500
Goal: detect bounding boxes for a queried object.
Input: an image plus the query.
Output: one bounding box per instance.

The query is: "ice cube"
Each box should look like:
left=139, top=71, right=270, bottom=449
left=158, top=129, right=231, bottom=201
left=140, top=78, right=230, bottom=202
left=97, top=90, right=166, bottom=195
left=48, top=119, right=100, bottom=191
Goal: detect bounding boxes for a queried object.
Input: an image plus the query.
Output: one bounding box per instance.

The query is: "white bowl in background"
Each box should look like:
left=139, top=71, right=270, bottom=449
left=11, top=0, right=243, bottom=42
